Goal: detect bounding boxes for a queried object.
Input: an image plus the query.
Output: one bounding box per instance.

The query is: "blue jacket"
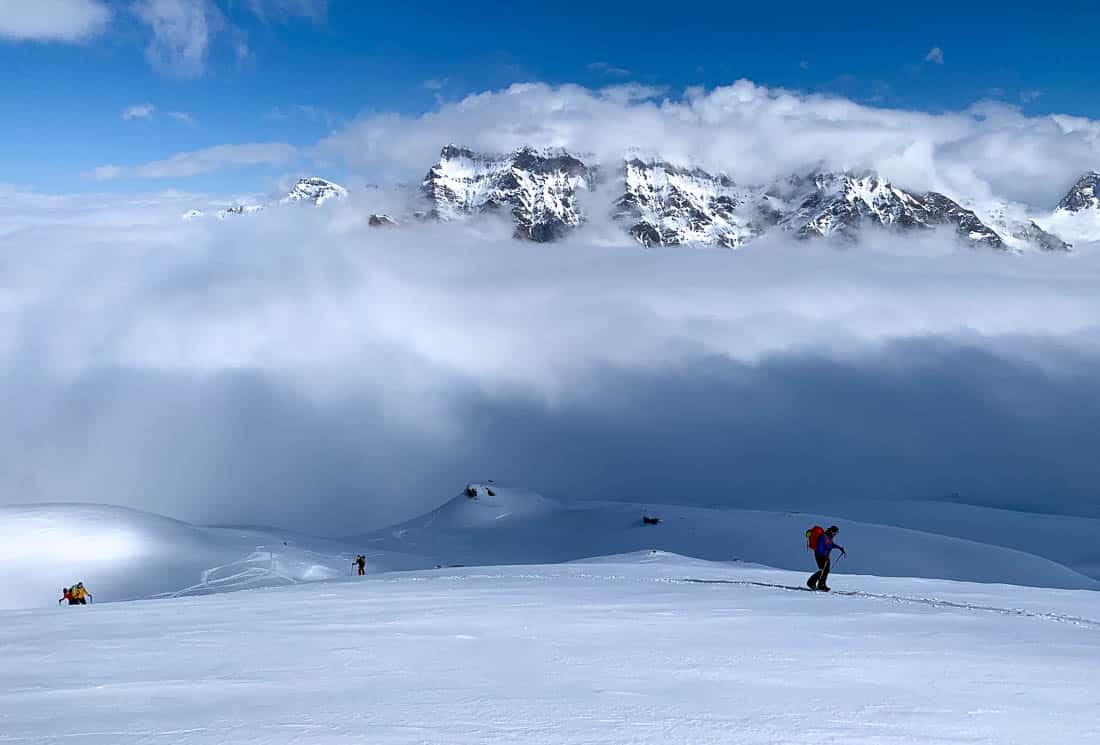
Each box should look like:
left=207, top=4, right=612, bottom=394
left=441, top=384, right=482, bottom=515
left=815, top=533, right=843, bottom=557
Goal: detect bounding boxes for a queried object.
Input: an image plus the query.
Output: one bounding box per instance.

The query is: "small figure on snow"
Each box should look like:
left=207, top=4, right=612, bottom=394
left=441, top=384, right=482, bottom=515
left=62, top=582, right=92, bottom=605
left=806, top=525, right=845, bottom=592
left=354, top=555, right=367, bottom=576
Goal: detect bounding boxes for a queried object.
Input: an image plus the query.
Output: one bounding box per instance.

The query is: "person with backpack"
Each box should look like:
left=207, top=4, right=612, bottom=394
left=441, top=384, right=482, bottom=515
left=354, top=555, right=366, bottom=576
left=806, top=525, right=845, bottom=592
left=59, top=587, right=74, bottom=605
left=70, top=582, right=92, bottom=605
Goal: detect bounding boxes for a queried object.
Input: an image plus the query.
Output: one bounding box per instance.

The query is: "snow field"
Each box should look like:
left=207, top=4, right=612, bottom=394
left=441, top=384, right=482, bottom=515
left=2, top=555, right=1098, bottom=744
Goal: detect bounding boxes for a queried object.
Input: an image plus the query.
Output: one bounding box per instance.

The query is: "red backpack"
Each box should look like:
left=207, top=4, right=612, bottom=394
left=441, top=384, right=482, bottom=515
left=805, top=525, right=825, bottom=551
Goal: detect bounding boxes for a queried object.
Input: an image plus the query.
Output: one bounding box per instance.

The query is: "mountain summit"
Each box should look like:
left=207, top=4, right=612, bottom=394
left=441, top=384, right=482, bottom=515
left=418, top=146, right=1074, bottom=251
left=422, top=145, right=594, bottom=241
left=615, top=158, right=766, bottom=248
left=1055, top=171, right=1100, bottom=213
left=280, top=177, right=349, bottom=206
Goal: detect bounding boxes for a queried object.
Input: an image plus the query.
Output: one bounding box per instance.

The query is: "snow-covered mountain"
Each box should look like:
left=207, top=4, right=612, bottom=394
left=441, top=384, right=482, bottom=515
left=978, top=201, right=1072, bottom=252
left=766, top=172, right=1004, bottom=248
left=1046, top=172, right=1100, bottom=244
left=422, top=145, right=594, bottom=241
left=614, top=158, right=765, bottom=248
left=280, top=176, right=348, bottom=206
left=418, top=146, right=1076, bottom=251
left=179, top=152, right=1090, bottom=253
left=182, top=177, right=347, bottom=221
left=368, top=213, right=398, bottom=226
left=1055, top=171, right=1100, bottom=213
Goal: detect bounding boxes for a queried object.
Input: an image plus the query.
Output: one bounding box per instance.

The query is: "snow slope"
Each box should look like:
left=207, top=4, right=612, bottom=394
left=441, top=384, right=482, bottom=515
left=2, top=554, right=1099, bottom=744
left=5, top=489, right=1099, bottom=611
left=365, top=487, right=1100, bottom=590
left=0, top=504, right=422, bottom=610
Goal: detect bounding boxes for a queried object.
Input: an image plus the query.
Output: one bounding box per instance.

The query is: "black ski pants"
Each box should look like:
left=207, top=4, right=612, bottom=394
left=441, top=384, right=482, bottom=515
left=809, top=554, right=831, bottom=588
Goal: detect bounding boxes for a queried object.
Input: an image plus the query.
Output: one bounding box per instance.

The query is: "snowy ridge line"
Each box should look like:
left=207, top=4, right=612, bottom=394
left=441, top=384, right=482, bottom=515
left=673, top=578, right=1100, bottom=630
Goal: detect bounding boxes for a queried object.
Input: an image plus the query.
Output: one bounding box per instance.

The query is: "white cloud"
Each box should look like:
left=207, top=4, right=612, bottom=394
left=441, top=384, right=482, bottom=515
left=587, top=61, right=630, bottom=77
left=2, top=192, right=1100, bottom=530
left=925, top=47, right=945, bottom=65
left=246, top=0, right=328, bottom=21
left=88, top=142, right=299, bottom=180
left=167, top=111, right=196, bottom=125
left=121, top=103, right=156, bottom=121
left=422, top=78, right=449, bottom=91
left=0, top=0, right=109, bottom=41
left=132, top=0, right=225, bottom=78
left=319, top=80, right=1100, bottom=208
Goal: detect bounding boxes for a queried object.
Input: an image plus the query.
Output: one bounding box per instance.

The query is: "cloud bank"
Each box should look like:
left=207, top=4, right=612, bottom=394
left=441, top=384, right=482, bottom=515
left=321, top=81, right=1100, bottom=209
left=2, top=186, right=1100, bottom=534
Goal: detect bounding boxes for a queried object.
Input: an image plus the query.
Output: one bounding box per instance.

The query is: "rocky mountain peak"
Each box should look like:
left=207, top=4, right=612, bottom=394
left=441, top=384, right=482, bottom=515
left=281, top=177, right=349, bottom=206
left=768, top=171, right=1004, bottom=248
left=1055, top=171, right=1100, bottom=213
left=180, top=145, right=1077, bottom=253
left=615, top=158, right=763, bottom=248
left=422, top=145, right=594, bottom=241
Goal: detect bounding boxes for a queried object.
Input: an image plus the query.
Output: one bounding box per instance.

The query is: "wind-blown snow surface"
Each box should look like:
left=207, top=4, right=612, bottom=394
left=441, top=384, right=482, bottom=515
left=0, top=504, right=422, bottom=610
left=3, top=554, right=1099, bottom=744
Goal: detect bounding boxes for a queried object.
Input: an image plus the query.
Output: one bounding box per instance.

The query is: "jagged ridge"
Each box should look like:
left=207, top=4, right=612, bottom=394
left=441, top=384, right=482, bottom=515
left=182, top=148, right=1086, bottom=253
left=422, top=145, right=593, bottom=241
left=615, top=159, right=765, bottom=248
left=421, top=147, right=1071, bottom=251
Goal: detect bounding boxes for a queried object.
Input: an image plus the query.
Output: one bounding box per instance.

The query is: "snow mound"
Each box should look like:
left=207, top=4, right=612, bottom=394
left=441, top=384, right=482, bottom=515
left=366, top=488, right=1100, bottom=591
left=417, top=484, right=559, bottom=530
left=0, top=504, right=420, bottom=610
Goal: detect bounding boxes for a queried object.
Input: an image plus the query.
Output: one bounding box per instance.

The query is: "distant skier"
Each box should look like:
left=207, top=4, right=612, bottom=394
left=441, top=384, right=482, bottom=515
left=354, top=555, right=366, bottom=576
left=807, top=525, right=845, bottom=592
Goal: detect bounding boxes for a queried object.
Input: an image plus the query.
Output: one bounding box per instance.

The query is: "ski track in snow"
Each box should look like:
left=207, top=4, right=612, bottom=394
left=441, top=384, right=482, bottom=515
left=672, top=578, right=1100, bottom=630
left=369, top=564, right=1100, bottom=631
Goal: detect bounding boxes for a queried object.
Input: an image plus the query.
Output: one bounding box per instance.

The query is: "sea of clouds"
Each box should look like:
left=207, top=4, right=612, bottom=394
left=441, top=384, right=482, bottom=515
left=3, top=80, right=1100, bottom=534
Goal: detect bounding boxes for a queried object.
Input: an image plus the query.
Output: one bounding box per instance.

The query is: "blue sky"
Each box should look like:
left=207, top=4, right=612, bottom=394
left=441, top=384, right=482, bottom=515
left=2, top=0, right=1099, bottom=194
